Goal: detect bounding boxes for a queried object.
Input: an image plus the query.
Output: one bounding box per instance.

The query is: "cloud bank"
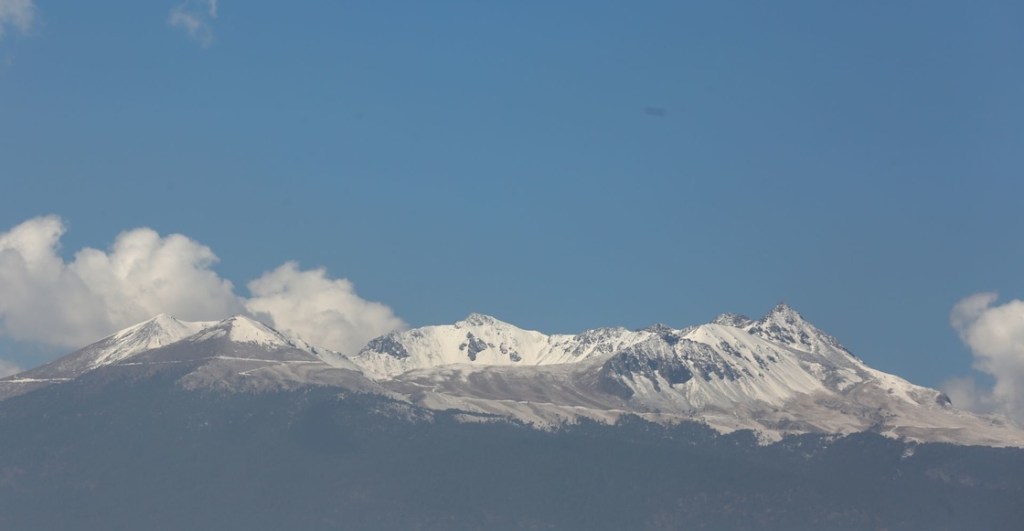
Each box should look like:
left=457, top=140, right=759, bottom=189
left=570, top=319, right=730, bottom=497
left=0, top=216, right=404, bottom=355
left=946, top=292, right=1024, bottom=423
left=169, top=0, right=218, bottom=47
left=0, top=0, right=34, bottom=39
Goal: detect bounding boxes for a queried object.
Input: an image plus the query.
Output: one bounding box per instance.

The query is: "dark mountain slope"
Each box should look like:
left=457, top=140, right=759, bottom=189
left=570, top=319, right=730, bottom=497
left=0, top=366, right=1021, bottom=531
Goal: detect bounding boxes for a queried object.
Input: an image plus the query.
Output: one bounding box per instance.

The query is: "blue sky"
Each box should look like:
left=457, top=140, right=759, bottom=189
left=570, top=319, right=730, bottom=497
left=1, top=1, right=1022, bottom=392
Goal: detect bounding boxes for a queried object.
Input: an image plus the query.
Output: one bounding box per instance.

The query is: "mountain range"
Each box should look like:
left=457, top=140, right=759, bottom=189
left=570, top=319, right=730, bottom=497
left=4, top=303, right=1020, bottom=447
left=2, top=304, right=1024, bottom=529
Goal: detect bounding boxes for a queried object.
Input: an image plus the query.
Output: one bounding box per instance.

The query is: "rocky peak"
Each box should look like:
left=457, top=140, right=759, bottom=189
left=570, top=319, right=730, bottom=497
left=746, top=303, right=852, bottom=358
left=454, top=313, right=505, bottom=329
left=710, top=313, right=753, bottom=327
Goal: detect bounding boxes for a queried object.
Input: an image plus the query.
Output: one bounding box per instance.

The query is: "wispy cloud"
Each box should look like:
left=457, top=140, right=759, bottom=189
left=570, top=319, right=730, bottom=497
left=0, top=216, right=405, bottom=355
left=945, top=292, right=1024, bottom=423
left=0, top=0, right=34, bottom=39
left=169, top=0, right=218, bottom=47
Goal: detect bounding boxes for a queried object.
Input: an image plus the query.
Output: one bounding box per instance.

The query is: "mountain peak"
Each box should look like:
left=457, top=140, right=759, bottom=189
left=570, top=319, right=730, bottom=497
left=2, top=314, right=214, bottom=385
left=107, top=313, right=210, bottom=352
left=190, top=315, right=294, bottom=348
left=148, top=312, right=176, bottom=322
left=640, top=323, right=675, bottom=333
left=753, top=302, right=817, bottom=331
left=115, top=312, right=181, bottom=334
left=222, top=315, right=268, bottom=326
left=747, top=303, right=852, bottom=358
left=454, top=313, right=507, bottom=328
left=766, top=301, right=803, bottom=321
left=710, top=313, right=753, bottom=327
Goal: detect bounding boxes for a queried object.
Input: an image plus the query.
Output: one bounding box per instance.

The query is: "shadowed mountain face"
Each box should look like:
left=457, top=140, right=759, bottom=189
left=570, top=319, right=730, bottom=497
left=0, top=309, right=1023, bottom=529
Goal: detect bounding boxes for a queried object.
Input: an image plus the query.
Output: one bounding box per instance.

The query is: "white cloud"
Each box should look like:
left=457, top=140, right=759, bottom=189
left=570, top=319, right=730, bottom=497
left=950, top=292, right=999, bottom=334
left=0, top=0, right=34, bottom=39
left=0, top=358, right=21, bottom=378
left=169, top=0, right=218, bottom=47
left=0, top=216, right=404, bottom=355
left=0, top=216, right=242, bottom=348
left=246, top=262, right=406, bottom=356
left=945, top=292, right=1024, bottom=423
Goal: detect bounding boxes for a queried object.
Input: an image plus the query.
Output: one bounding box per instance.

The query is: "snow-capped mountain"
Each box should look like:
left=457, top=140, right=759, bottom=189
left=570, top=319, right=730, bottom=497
left=0, top=314, right=213, bottom=399
left=2, top=304, right=1022, bottom=447
left=351, top=312, right=648, bottom=378
left=122, top=315, right=375, bottom=394
left=174, top=314, right=359, bottom=371
left=353, top=303, right=1024, bottom=446
left=0, top=314, right=366, bottom=399
left=10, top=314, right=212, bottom=380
